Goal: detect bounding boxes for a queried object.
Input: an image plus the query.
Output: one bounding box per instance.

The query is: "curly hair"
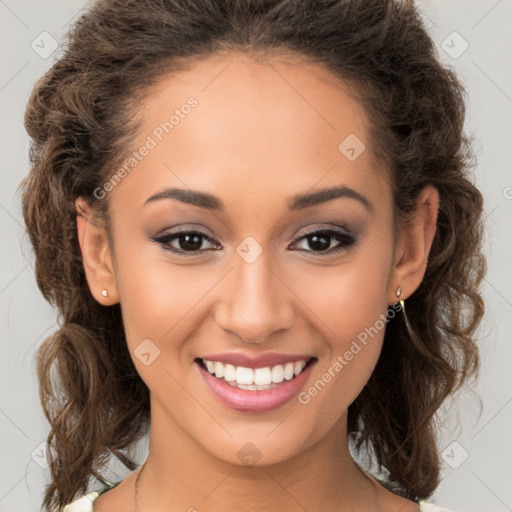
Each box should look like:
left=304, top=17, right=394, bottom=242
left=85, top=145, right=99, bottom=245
left=20, top=0, right=486, bottom=509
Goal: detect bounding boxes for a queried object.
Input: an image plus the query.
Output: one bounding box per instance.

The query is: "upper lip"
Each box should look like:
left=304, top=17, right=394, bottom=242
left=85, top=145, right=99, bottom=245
left=198, top=352, right=315, bottom=369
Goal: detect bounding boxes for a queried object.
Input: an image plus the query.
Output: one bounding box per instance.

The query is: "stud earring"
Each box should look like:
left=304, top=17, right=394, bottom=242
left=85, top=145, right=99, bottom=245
left=101, top=289, right=109, bottom=298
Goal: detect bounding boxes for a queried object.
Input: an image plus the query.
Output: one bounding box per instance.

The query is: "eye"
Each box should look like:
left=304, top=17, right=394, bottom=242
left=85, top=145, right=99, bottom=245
left=289, top=228, right=356, bottom=255
left=151, top=227, right=356, bottom=257
left=151, top=229, right=219, bottom=255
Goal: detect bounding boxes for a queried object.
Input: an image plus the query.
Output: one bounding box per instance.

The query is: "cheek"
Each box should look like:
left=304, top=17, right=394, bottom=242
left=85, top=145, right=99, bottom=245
left=110, top=227, right=181, bottom=346
left=113, top=250, right=216, bottom=404
left=110, top=210, right=209, bottom=333
left=291, top=246, right=393, bottom=349
left=290, top=240, right=394, bottom=418
left=115, top=250, right=213, bottom=347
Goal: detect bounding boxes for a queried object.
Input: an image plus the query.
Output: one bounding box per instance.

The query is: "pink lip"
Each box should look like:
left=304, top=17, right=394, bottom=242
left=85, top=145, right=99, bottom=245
left=196, top=359, right=316, bottom=413
left=199, top=352, right=312, bottom=369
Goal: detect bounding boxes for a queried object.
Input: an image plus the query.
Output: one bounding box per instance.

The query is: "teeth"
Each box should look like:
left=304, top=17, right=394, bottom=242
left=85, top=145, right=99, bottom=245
left=284, top=362, right=295, bottom=380
left=254, top=367, right=272, bottom=386
left=224, top=364, right=236, bottom=382
left=271, top=364, right=284, bottom=383
left=227, top=381, right=275, bottom=391
left=294, top=361, right=307, bottom=376
left=214, top=361, right=224, bottom=379
left=235, top=366, right=254, bottom=385
left=201, top=358, right=310, bottom=388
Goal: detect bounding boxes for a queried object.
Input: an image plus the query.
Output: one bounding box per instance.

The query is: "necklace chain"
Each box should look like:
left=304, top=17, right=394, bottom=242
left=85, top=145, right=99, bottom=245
left=134, top=460, right=146, bottom=512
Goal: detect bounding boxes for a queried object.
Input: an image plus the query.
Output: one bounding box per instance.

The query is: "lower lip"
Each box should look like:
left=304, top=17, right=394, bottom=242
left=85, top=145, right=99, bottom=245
left=197, top=360, right=315, bottom=413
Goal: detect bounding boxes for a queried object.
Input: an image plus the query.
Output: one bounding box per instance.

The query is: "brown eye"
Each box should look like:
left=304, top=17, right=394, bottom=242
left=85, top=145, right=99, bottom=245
left=291, top=229, right=356, bottom=255
left=152, top=230, right=219, bottom=255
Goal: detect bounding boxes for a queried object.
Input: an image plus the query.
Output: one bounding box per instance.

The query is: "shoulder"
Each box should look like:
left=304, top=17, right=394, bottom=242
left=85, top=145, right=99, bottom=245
left=418, top=500, right=456, bottom=512
left=56, top=481, right=121, bottom=512
left=364, top=469, right=455, bottom=512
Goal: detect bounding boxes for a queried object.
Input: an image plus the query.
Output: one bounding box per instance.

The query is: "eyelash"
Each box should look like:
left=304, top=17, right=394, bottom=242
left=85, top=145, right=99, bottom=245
left=151, top=227, right=357, bottom=257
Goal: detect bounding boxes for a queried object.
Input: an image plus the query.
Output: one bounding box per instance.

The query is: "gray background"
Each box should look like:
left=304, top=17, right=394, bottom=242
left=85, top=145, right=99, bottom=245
left=1, top=1, right=511, bottom=510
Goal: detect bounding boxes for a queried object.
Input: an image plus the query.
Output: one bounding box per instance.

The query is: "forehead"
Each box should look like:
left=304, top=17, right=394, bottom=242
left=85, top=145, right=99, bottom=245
left=108, top=52, right=389, bottom=212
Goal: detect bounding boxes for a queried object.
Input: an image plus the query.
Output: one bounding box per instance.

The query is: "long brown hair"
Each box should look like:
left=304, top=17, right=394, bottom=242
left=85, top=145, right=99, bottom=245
left=20, top=0, right=486, bottom=509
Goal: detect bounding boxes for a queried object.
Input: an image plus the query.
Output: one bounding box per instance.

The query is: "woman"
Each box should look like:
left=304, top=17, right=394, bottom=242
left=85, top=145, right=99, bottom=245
left=20, top=0, right=486, bottom=511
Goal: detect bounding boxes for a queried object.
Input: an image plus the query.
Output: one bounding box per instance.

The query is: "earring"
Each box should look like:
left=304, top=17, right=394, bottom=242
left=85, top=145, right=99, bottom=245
left=395, top=286, right=406, bottom=311
left=101, top=289, right=109, bottom=298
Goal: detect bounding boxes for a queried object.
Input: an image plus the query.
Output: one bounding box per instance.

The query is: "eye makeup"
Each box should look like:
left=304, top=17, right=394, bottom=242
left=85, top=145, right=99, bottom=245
left=149, top=224, right=358, bottom=258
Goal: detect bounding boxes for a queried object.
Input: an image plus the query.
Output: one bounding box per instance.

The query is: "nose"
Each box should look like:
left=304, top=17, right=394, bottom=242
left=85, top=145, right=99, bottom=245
left=214, top=249, right=295, bottom=345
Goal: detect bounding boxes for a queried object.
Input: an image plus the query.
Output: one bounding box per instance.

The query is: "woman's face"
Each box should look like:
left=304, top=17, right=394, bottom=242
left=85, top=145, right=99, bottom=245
left=90, top=53, right=405, bottom=466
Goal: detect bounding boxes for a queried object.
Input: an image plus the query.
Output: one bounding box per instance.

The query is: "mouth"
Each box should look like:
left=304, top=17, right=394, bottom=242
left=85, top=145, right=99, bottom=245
left=195, top=355, right=317, bottom=412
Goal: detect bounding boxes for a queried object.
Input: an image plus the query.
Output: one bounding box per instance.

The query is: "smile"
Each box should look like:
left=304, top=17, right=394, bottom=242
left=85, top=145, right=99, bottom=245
left=200, top=358, right=310, bottom=390
left=196, top=354, right=317, bottom=412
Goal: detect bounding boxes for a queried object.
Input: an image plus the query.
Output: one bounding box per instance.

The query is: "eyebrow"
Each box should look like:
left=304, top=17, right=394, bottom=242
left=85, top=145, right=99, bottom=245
left=144, top=185, right=372, bottom=212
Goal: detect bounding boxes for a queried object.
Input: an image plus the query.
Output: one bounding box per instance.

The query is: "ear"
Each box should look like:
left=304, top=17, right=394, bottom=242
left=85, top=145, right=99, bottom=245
left=388, top=185, right=439, bottom=304
left=75, top=197, right=119, bottom=305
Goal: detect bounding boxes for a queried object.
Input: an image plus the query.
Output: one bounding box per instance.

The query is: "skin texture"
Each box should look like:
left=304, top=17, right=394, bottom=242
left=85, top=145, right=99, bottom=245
left=76, top=53, right=438, bottom=512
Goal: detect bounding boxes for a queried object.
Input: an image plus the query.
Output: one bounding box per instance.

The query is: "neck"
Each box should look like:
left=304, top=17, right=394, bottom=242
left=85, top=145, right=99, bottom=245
left=138, top=398, right=379, bottom=512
